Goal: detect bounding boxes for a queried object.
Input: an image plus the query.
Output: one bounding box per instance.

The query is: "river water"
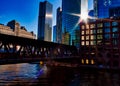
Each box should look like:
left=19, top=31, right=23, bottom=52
left=0, top=62, right=120, bottom=86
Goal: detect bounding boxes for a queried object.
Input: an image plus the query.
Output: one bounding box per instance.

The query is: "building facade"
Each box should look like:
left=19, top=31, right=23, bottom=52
left=0, top=20, right=36, bottom=39
left=62, top=0, right=81, bottom=47
left=56, top=7, right=62, bottom=44
left=80, top=18, right=120, bottom=68
left=53, top=25, right=57, bottom=43
left=94, top=0, right=120, bottom=18
left=38, top=1, right=53, bottom=42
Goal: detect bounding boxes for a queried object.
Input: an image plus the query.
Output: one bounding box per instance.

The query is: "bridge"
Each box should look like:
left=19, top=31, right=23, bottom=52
left=0, top=33, right=79, bottom=64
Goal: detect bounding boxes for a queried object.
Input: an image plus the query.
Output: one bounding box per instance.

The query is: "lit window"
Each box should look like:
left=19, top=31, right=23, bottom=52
left=82, top=36, right=85, bottom=40
left=90, top=30, right=93, bottom=34
left=90, top=41, right=94, bottom=45
left=86, top=36, right=89, bottom=40
left=82, top=31, right=84, bottom=35
left=82, top=41, right=85, bottom=45
left=82, top=25, right=85, bottom=29
left=91, top=59, right=94, bottom=64
left=86, top=25, right=89, bottom=29
left=86, top=41, right=89, bottom=45
left=90, top=24, right=95, bottom=28
left=81, top=59, right=84, bottom=64
left=90, top=35, right=94, bottom=40
left=86, top=59, right=89, bottom=64
left=86, top=30, right=89, bottom=34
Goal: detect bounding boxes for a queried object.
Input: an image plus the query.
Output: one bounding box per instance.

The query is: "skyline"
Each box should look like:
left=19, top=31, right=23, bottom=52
left=0, top=0, right=93, bottom=35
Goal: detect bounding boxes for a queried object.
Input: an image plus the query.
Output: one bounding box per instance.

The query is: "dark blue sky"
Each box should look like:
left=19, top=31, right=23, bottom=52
left=0, top=0, right=93, bottom=34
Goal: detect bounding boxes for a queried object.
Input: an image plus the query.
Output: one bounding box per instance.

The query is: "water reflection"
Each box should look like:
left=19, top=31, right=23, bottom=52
left=0, top=63, right=119, bottom=86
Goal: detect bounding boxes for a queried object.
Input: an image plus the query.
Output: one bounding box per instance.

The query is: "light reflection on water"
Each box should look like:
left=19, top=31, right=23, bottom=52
left=0, top=63, right=41, bottom=85
left=0, top=63, right=120, bottom=86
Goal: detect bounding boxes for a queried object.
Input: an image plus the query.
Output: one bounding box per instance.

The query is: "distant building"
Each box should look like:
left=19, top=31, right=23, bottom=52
left=0, top=20, right=36, bottom=39
left=62, top=32, right=71, bottom=45
left=37, top=1, right=53, bottom=42
left=56, top=7, right=62, bottom=43
left=62, top=0, right=81, bottom=47
left=80, top=17, right=120, bottom=68
left=53, top=25, right=57, bottom=42
left=94, top=0, right=120, bottom=18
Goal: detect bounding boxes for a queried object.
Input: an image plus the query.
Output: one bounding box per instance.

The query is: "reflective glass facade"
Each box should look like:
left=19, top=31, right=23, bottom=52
left=94, top=0, right=120, bottom=18
left=62, top=0, right=81, bottom=47
left=38, top=1, right=53, bottom=42
left=53, top=25, right=57, bottom=42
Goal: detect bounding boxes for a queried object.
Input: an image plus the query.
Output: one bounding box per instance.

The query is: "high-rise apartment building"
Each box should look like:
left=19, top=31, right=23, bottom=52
left=94, top=0, right=120, bottom=18
left=56, top=7, right=62, bottom=43
left=62, top=0, right=81, bottom=47
left=37, top=1, right=53, bottom=42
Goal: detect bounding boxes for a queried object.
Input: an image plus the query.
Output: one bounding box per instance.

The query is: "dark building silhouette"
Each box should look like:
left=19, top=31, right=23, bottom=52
left=37, top=1, right=53, bottom=42
left=56, top=7, right=62, bottom=43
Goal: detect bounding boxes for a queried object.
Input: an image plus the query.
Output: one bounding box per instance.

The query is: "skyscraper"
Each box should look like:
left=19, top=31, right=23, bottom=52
left=56, top=7, right=62, bottom=43
left=94, top=0, right=120, bottom=18
left=62, top=0, right=81, bottom=47
left=53, top=25, right=57, bottom=42
left=37, top=1, right=53, bottom=42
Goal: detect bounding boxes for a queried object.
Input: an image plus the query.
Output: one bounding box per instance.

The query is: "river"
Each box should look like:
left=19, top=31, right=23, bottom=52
left=0, top=62, right=119, bottom=86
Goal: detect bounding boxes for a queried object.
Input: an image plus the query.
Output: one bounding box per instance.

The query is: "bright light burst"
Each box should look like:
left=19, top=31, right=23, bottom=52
left=67, top=11, right=98, bottom=30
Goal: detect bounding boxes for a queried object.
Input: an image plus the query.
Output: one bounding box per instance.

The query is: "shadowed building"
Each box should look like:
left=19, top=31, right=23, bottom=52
left=56, top=7, right=62, bottom=44
left=80, top=18, right=120, bottom=68
left=37, top=1, right=53, bottom=42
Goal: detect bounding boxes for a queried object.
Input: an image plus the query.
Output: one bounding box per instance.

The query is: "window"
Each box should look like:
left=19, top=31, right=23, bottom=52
left=86, top=30, right=89, bottom=34
left=82, top=31, right=84, bottom=35
left=97, top=23, right=103, bottom=27
left=82, top=25, right=85, bottom=29
left=97, top=35, right=103, bottom=39
left=81, top=59, right=84, bottom=64
left=86, top=41, right=89, bottom=45
left=86, top=59, right=89, bottom=64
left=112, top=28, right=118, bottom=32
left=91, top=59, right=95, bottom=64
left=82, top=41, right=85, bottom=45
left=105, top=28, right=110, bottom=33
left=86, top=36, right=89, bottom=40
left=104, top=22, right=110, bottom=27
left=86, top=25, right=89, bottom=29
left=90, top=41, right=94, bottom=45
left=97, top=29, right=103, bottom=33
left=90, top=24, right=95, bottom=28
left=105, top=34, right=110, bottom=39
left=112, top=22, right=118, bottom=26
left=90, top=35, right=94, bottom=40
left=82, top=36, right=85, bottom=40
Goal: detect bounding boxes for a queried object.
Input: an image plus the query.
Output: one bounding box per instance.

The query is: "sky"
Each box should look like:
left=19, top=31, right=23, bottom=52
left=0, top=0, right=93, bottom=35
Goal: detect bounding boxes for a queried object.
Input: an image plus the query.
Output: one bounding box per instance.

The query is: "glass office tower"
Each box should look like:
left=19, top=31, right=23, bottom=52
left=62, top=0, right=81, bottom=47
left=38, top=1, right=53, bottom=42
left=94, top=0, right=120, bottom=18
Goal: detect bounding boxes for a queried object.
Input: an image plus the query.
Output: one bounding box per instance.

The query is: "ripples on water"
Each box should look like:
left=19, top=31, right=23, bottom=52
left=0, top=63, right=120, bottom=86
